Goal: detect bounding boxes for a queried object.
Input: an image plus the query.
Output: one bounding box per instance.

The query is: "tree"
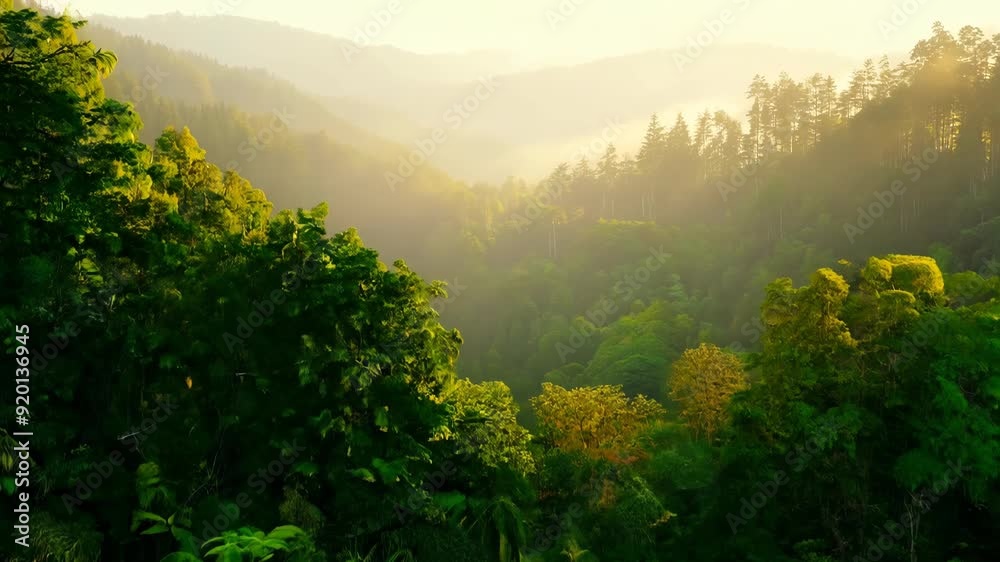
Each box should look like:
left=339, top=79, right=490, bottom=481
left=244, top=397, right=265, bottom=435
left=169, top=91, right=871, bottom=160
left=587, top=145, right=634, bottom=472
left=444, top=379, right=535, bottom=475
left=530, top=383, right=664, bottom=462
left=596, top=143, right=620, bottom=218
left=771, top=72, right=806, bottom=153
left=636, top=113, right=666, bottom=175
left=668, top=343, right=748, bottom=440
left=745, top=74, right=773, bottom=161
left=694, top=110, right=713, bottom=181
left=0, top=8, right=473, bottom=559
left=875, top=55, right=897, bottom=101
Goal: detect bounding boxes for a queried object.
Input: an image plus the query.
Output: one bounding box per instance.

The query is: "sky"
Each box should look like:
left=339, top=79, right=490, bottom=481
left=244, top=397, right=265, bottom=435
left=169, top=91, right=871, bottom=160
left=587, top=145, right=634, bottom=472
left=40, top=0, right=1000, bottom=66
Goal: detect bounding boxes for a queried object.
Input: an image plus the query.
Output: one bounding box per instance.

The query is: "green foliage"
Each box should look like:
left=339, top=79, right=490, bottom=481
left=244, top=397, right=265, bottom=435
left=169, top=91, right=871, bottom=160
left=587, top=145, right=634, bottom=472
left=0, top=8, right=474, bottom=560
left=669, top=343, right=748, bottom=440
left=444, top=379, right=536, bottom=474
left=3, top=7, right=1000, bottom=562
left=861, top=255, right=945, bottom=299
left=531, top=383, right=665, bottom=462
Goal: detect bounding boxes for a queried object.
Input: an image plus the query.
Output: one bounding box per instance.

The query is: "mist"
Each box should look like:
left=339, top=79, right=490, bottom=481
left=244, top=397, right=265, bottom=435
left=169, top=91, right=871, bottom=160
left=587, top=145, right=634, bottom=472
left=3, top=1, right=999, bottom=561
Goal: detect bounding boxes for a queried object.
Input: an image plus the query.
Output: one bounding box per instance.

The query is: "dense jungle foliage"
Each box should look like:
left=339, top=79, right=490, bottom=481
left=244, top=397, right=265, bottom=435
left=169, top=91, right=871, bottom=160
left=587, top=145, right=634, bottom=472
left=1, top=3, right=998, bottom=561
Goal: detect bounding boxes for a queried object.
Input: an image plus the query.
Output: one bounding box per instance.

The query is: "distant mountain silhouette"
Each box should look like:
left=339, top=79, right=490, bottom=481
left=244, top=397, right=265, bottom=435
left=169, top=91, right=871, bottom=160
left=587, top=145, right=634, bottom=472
left=91, top=13, right=861, bottom=181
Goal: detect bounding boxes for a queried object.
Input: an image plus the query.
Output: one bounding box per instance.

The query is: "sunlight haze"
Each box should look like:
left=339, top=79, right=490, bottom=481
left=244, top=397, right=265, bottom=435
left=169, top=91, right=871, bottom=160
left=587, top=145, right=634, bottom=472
left=4, top=0, right=1000, bottom=560
left=44, top=0, right=1000, bottom=66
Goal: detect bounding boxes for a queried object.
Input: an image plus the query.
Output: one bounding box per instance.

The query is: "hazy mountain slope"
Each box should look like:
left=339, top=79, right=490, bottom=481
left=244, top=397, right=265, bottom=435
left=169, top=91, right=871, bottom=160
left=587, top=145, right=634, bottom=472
left=79, top=23, right=399, bottom=157
left=88, top=13, right=859, bottom=133
left=452, top=45, right=859, bottom=142
left=87, top=13, right=521, bottom=98
left=88, top=13, right=862, bottom=182
left=72, top=23, right=474, bottom=278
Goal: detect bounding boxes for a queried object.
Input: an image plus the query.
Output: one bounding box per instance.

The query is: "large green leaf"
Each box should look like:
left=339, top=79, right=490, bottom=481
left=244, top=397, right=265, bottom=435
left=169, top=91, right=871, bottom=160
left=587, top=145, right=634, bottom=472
left=350, top=468, right=376, bottom=483
left=265, top=525, right=305, bottom=541
left=372, top=457, right=407, bottom=483
left=130, top=510, right=167, bottom=532
left=433, top=490, right=467, bottom=513
left=141, top=523, right=170, bottom=535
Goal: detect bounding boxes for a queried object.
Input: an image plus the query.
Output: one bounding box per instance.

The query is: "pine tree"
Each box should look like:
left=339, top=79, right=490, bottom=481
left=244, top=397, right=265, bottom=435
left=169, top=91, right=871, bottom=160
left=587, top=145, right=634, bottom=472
left=636, top=113, right=666, bottom=175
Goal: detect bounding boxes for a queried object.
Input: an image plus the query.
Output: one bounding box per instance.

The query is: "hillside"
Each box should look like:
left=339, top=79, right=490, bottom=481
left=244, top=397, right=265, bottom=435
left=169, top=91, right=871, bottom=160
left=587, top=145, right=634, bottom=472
left=2, top=4, right=999, bottom=562
left=90, top=13, right=862, bottom=181
left=75, top=22, right=474, bottom=276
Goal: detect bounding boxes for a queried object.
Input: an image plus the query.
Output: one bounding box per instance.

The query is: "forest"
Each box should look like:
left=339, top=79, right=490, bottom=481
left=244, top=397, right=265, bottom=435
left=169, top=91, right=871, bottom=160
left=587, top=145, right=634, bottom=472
left=0, top=1, right=998, bottom=561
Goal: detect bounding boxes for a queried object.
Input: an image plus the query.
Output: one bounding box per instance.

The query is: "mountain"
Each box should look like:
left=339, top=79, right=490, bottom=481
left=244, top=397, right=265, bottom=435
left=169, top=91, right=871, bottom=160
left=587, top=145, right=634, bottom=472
left=87, top=13, right=523, bottom=100
left=88, top=13, right=863, bottom=182
left=75, top=22, right=474, bottom=278
left=79, top=23, right=395, bottom=156
left=5, top=5, right=1000, bottom=561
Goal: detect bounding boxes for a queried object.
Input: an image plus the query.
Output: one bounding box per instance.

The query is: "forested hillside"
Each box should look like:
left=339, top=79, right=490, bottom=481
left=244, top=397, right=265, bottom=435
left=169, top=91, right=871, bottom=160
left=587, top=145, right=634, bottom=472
left=441, top=22, right=1000, bottom=411
left=1, top=3, right=998, bottom=562
left=77, top=18, right=477, bottom=280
